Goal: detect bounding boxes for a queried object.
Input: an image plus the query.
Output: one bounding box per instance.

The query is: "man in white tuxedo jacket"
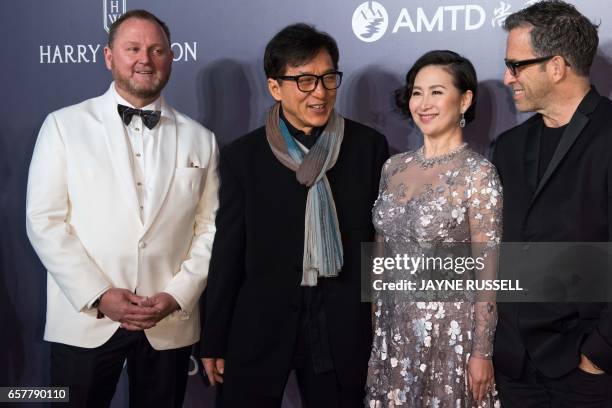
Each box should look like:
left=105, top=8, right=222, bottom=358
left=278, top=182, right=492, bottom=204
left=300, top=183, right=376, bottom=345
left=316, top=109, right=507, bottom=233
left=26, top=9, right=218, bottom=407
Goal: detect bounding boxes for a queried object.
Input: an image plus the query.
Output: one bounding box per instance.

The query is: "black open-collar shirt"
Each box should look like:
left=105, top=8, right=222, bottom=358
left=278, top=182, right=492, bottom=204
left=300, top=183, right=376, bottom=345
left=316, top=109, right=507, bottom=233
left=279, top=108, right=334, bottom=374
left=279, top=108, right=322, bottom=149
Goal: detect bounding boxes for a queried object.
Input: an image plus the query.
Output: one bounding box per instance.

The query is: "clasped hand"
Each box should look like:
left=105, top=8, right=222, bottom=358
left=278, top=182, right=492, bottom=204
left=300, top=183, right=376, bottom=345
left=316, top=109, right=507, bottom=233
left=97, top=288, right=179, bottom=330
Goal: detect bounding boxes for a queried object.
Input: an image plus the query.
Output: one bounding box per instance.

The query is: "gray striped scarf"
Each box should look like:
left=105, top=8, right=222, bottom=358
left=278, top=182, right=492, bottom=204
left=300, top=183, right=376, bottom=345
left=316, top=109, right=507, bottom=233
left=265, top=103, right=344, bottom=286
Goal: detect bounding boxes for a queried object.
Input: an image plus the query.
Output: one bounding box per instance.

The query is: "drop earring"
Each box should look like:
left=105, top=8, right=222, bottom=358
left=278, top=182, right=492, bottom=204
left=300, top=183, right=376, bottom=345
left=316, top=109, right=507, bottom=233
left=459, top=112, right=466, bottom=128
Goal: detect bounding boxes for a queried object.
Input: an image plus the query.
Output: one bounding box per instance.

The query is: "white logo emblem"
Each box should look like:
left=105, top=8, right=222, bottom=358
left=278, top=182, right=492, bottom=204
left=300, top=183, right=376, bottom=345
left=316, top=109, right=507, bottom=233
left=104, top=0, right=127, bottom=33
left=352, top=1, right=389, bottom=43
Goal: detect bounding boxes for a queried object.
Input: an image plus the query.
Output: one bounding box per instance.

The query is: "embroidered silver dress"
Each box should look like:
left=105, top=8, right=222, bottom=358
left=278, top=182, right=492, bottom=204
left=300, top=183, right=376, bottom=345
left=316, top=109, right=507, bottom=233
left=366, top=145, right=502, bottom=408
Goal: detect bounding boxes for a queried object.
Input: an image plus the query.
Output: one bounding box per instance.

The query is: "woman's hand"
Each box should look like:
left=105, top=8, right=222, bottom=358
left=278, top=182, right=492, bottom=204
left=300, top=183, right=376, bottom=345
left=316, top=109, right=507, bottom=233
left=467, top=355, right=494, bottom=402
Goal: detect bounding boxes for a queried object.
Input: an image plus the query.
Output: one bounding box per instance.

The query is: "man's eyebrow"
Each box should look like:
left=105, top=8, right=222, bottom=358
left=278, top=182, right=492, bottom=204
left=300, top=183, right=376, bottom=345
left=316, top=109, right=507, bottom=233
left=296, top=68, right=337, bottom=75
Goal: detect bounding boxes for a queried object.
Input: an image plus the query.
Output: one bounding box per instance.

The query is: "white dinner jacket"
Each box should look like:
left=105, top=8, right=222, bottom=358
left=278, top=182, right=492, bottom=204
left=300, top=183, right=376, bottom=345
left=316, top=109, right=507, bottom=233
left=26, top=84, right=219, bottom=350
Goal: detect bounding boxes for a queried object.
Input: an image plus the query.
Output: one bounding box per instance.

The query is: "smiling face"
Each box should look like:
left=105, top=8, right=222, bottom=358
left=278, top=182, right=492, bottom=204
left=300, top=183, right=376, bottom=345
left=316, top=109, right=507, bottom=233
left=408, top=65, right=472, bottom=139
left=504, top=26, right=552, bottom=113
left=267, top=49, right=337, bottom=135
left=104, top=17, right=173, bottom=107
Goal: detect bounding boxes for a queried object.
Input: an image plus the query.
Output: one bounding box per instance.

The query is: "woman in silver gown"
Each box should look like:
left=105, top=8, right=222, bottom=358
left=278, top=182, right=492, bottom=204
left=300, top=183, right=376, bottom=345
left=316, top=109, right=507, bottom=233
left=366, top=51, right=502, bottom=407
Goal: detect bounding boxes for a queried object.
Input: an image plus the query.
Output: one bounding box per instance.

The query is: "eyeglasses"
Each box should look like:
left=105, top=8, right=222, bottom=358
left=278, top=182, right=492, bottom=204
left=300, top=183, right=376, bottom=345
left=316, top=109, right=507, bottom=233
left=504, top=56, right=555, bottom=76
left=275, top=71, right=343, bottom=92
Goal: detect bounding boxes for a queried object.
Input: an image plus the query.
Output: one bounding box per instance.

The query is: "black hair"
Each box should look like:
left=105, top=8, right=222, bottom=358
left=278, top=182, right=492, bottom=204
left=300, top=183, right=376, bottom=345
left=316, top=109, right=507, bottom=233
left=264, top=23, right=339, bottom=78
left=395, top=50, right=478, bottom=124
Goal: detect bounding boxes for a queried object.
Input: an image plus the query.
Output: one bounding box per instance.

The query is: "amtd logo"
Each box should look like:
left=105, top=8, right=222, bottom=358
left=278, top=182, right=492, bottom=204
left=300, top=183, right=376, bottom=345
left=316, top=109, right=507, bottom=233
left=353, top=2, right=487, bottom=43
left=352, top=1, right=389, bottom=43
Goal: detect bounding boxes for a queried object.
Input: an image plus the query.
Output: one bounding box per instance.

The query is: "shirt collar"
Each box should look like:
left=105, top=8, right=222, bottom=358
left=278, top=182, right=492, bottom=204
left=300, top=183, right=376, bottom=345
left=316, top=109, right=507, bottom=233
left=279, top=106, right=324, bottom=149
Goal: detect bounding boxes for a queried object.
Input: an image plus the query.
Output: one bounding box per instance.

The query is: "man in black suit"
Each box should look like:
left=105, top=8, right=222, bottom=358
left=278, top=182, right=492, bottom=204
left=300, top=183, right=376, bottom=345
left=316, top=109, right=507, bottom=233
left=200, top=23, right=388, bottom=407
left=492, top=1, right=612, bottom=406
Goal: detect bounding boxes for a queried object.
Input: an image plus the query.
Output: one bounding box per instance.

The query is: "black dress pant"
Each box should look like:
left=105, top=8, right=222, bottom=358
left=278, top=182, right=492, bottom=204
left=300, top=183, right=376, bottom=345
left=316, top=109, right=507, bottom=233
left=495, top=357, right=612, bottom=408
left=219, top=327, right=364, bottom=408
left=50, top=328, right=192, bottom=408
left=219, top=367, right=363, bottom=408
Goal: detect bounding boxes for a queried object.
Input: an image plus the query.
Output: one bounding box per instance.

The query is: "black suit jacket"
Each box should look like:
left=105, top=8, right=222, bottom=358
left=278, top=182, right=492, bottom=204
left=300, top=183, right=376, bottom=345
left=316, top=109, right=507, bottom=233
left=491, top=88, right=612, bottom=378
left=201, top=118, right=388, bottom=395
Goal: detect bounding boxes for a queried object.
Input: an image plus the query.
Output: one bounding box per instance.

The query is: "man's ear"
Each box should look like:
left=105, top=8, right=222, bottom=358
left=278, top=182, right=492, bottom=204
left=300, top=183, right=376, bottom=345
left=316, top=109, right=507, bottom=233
left=103, top=46, right=113, bottom=71
left=549, top=55, right=569, bottom=83
left=267, top=78, right=282, bottom=102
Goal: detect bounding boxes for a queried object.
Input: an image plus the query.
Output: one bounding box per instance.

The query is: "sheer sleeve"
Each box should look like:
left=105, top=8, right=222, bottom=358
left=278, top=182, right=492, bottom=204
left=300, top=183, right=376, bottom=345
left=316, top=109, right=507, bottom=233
left=373, top=157, right=394, bottom=243
left=372, top=157, right=393, bottom=245
left=372, top=158, right=392, bottom=318
left=467, top=160, right=503, bottom=359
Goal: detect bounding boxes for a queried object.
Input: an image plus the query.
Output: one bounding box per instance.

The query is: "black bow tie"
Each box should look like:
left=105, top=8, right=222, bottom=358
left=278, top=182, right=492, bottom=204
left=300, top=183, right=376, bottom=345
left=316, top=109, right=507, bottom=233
left=117, top=104, right=161, bottom=129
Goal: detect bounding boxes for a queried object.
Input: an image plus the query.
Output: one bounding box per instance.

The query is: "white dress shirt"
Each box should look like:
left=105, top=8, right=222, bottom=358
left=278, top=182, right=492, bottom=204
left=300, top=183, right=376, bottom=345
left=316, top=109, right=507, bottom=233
left=112, top=84, right=162, bottom=224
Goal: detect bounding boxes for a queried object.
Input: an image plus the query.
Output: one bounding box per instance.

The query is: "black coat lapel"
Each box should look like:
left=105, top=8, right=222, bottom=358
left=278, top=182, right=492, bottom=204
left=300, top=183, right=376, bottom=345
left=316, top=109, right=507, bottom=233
left=530, top=88, right=601, bottom=204
left=524, top=119, right=542, bottom=194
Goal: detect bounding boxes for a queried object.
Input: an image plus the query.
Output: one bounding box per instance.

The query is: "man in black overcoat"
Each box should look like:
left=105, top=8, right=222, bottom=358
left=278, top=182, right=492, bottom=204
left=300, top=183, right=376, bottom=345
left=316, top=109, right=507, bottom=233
left=200, top=23, right=388, bottom=407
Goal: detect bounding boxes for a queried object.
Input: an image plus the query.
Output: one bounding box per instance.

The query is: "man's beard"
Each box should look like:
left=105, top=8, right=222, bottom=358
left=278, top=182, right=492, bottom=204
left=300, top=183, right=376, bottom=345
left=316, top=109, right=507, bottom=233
left=113, top=66, right=171, bottom=101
